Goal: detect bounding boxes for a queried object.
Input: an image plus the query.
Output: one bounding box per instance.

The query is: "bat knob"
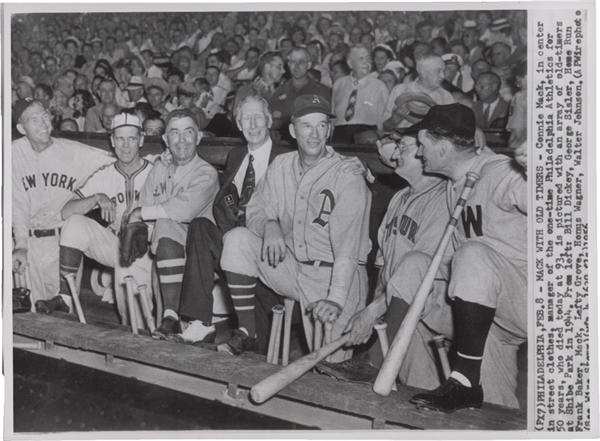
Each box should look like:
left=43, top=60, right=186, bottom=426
left=465, top=171, right=480, bottom=185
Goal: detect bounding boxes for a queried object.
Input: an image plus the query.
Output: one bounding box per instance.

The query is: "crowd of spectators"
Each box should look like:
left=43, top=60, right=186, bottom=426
left=11, top=9, right=527, bottom=147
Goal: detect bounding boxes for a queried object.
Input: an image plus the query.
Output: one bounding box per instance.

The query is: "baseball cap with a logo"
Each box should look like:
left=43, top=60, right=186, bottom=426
left=111, top=112, right=143, bottom=131
left=13, top=98, right=42, bottom=122
left=402, top=103, right=476, bottom=140
left=292, top=94, right=335, bottom=119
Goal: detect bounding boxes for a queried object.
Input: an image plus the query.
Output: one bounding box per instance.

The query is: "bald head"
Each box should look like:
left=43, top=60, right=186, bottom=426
left=416, top=55, right=445, bottom=89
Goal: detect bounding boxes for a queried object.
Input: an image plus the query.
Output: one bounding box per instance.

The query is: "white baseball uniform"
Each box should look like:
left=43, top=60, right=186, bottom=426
left=12, top=136, right=113, bottom=302
left=221, top=147, right=372, bottom=362
left=60, top=159, right=154, bottom=321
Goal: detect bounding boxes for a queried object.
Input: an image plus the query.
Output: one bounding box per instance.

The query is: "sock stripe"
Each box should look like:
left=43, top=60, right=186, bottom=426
left=156, top=258, right=186, bottom=268
left=159, top=274, right=184, bottom=283
left=234, top=305, right=255, bottom=311
left=457, top=351, right=483, bottom=360
left=227, top=283, right=257, bottom=289
left=231, top=294, right=255, bottom=300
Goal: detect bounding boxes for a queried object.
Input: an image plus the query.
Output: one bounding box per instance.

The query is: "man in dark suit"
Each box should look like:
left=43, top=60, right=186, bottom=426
left=472, top=72, right=510, bottom=130
left=172, top=95, right=289, bottom=347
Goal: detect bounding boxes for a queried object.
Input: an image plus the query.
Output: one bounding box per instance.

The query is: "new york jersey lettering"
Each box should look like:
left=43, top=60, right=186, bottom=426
left=461, top=205, right=483, bottom=238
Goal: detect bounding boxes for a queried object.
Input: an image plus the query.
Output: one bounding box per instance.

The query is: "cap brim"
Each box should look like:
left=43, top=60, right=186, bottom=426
left=292, top=106, right=335, bottom=119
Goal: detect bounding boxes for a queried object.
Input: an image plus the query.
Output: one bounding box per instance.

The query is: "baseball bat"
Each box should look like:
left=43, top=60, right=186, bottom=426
left=251, top=333, right=350, bottom=403
left=282, top=298, right=295, bottom=366
left=138, top=284, right=156, bottom=332
left=271, top=305, right=284, bottom=364
left=267, top=305, right=284, bottom=364
left=373, top=171, right=480, bottom=396
left=313, top=320, right=323, bottom=351
left=374, top=320, right=397, bottom=391
left=125, top=276, right=139, bottom=334
left=65, top=273, right=87, bottom=324
left=432, top=335, right=451, bottom=379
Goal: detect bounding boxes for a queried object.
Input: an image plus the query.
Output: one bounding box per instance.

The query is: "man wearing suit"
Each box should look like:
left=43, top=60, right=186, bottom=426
left=472, top=72, right=510, bottom=130
left=172, top=95, right=288, bottom=345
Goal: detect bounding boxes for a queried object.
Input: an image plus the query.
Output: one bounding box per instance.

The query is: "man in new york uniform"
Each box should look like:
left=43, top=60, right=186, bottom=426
left=218, top=94, right=371, bottom=361
left=127, top=108, right=220, bottom=339
left=12, top=99, right=113, bottom=305
left=43, top=113, right=154, bottom=321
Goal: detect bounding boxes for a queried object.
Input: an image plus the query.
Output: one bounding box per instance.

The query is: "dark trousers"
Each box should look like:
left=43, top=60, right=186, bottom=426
left=179, top=218, right=222, bottom=323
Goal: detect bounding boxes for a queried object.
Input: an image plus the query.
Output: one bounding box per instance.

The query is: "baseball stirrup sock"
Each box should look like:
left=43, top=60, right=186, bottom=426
left=156, top=238, right=185, bottom=313
left=59, top=246, right=83, bottom=294
left=368, top=297, right=410, bottom=368
left=224, top=271, right=257, bottom=337
left=451, top=298, right=496, bottom=387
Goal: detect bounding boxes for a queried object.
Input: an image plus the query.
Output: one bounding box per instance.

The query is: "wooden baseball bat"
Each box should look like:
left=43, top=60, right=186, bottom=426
left=251, top=333, right=350, bottom=404
left=373, top=171, right=480, bottom=396
left=432, top=335, right=451, bottom=379
left=65, top=273, right=87, bottom=324
left=138, top=284, right=156, bottom=332
left=313, top=320, right=323, bottom=351
left=125, top=276, right=139, bottom=334
left=374, top=320, right=397, bottom=391
left=267, top=305, right=284, bottom=364
left=282, top=298, right=295, bottom=366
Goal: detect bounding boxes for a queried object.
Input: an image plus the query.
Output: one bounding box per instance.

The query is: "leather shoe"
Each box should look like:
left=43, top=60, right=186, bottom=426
left=410, top=377, right=483, bottom=412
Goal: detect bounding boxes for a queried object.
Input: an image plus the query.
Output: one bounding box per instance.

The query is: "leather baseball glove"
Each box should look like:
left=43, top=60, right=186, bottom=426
left=119, top=222, right=149, bottom=267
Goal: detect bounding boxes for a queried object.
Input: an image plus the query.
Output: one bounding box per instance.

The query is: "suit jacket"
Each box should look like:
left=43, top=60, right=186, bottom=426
left=473, top=98, right=510, bottom=130
left=213, top=142, right=289, bottom=234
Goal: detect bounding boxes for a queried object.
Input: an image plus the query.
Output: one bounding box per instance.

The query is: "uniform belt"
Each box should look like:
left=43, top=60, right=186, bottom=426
left=299, top=260, right=334, bottom=268
left=29, top=228, right=61, bottom=238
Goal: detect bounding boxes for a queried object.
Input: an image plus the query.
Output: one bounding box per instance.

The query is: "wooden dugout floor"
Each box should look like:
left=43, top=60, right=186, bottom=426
left=13, top=312, right=526, bottom=431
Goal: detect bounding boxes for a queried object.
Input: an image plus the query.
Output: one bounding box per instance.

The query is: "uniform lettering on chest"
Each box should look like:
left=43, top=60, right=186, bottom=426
left=22, top=172, right=76, bottom=191
left=153, top=182, right=168, bottom=198
left=461, top=205, right=483, bottom=238
left=111, top=190, right=140, bottom=205
left=384, top=214, right=418, bottom=243
left=312, top=189, right=335, bottom=227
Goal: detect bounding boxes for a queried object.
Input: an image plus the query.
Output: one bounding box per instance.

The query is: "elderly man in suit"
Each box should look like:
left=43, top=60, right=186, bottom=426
left=171, top=95, right=287, bottom=345
left=472, top=71, right=510, bottom=130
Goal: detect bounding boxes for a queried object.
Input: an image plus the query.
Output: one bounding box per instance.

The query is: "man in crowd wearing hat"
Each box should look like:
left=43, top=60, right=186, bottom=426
left=166, top=95, right=286, bottom=345
left=440, top=53, right=465, bottom=94
left=176, top=81, right=207, bottom=128
left=126, top=76, right=147, bottom=106
left=41, top=112, right=154, bottom=321
left=12, top=98, right=113, bottom=307
left=270, top=46, right=332, bottom=142
left=472, top=71, right=510, bottom=130
left=332, top=45, right=389, bottom=143
left=408, top=103, right=526, bottom=410
left=462, top=20, right=485, bottom=64
left=144, top=76, right=171, bottom=117
left=383, top=54, right=454, bottom=130
left=126, top=108, right=219, bottom=339
left=217, top=94, right=371, bottom=360
left=85, top=78, right=119, bottom=132
left=489, top=42, right=514, bottom=83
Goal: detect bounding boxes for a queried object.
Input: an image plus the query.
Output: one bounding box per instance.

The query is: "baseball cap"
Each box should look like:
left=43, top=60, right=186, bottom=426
left=402, top=103, right=476, bottom=140
left=291, top=94, right=335, bottom=119
left=111, top=112, right=143, bottom=131
left=13, top=98, right=41, bottom=122
left=126, top=76, right=144, bottom=90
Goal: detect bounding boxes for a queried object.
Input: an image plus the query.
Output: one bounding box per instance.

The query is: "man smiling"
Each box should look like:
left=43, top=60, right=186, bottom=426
left=218, top=94, right=371, bottom=359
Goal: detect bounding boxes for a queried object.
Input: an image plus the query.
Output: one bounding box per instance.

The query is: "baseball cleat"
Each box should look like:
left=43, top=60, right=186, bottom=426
left=410, top=378, right=483, bottom=412
left=315, top=358, right=379, bottom=384
left=35, top=295, right=70, bottom=314
left=216, top=329, right=256, bottom=355
left=152, top=316, right=181, bottom=340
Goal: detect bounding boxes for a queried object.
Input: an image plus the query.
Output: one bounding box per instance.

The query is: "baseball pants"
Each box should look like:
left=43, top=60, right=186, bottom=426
left=221, top=227, right=367, bottom=363
left=25, top=234, right=61, bottom=303
left=387, top=249, right=525, bottom=408
left=60, top=214, right=152, bottom=324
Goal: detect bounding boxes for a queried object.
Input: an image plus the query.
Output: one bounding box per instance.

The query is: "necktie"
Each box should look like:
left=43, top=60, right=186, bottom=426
left=237, top=154, right=255, bottom=225
left=344, top=84, right=358, bottom=122
left=483, top=104, right=491, bottom=127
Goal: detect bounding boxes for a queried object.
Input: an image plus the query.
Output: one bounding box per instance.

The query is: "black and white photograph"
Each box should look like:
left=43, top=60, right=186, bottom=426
left=2, top=1, right=596, bottom=437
